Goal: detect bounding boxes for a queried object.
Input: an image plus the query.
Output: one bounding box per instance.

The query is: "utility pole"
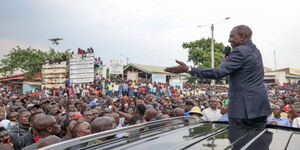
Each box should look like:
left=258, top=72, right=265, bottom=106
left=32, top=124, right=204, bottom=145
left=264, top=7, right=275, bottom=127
left=211, top=24, right=215, bottom=69
left=198, top=17, right=229, bottom=85
left=274, top=50, right=277, bottom=70
left=210, top=24, right=215, bottom=85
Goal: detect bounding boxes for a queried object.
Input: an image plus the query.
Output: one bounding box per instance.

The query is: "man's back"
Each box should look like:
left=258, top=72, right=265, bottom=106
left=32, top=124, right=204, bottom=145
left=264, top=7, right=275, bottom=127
left=227, top=40, right=271, bottom=119
left=189, top=40, right=271, bottom=119
left=9, top=125, right=29, bottom=145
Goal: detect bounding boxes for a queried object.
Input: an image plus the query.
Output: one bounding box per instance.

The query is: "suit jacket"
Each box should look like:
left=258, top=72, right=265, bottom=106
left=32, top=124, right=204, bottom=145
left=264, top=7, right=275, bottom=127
left=190, top=40, right=271, bottom=119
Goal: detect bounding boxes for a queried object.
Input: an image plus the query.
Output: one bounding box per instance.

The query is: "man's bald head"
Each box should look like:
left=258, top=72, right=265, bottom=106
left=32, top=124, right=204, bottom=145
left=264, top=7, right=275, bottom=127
left=0, top=144, right=13, bottom=150
left=35, top=115, right=60, bottom=135
left=35, top=115, right=56, bottom=130
left=173, top=108, right=184, bottom=117
left=144, top=108, right=157, bottom=121
left=91, top=117, right=115, bottom=133
left=105, top=113, right=119, bottom=126
left=37, top=135, right=62, bottom=148
left=232, top=25, right=252, bottom=40
left=229, top=25, right=253, bottom=48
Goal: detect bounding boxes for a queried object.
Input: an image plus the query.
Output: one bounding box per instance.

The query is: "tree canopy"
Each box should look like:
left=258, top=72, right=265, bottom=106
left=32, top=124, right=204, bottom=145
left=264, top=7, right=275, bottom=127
left=0, top=46, right=69, bottom=80
left=182, top=38, right=225, bottom=68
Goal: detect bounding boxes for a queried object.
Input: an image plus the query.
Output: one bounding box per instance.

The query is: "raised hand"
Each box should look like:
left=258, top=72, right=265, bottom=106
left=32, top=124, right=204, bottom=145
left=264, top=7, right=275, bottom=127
left=164, top=60, right=189, bottom=74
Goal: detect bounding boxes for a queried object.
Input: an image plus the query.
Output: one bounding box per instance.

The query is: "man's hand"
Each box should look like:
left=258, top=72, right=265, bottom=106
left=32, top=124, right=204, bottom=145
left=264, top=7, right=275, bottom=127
left=221, top=56, right=229, bottom=62
left=164, top=60, right=189, bottom=74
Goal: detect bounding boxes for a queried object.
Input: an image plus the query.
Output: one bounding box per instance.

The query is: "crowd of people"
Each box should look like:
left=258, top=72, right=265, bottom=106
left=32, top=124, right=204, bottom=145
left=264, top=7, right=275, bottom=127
left=0, top=79, right=299, bottom=149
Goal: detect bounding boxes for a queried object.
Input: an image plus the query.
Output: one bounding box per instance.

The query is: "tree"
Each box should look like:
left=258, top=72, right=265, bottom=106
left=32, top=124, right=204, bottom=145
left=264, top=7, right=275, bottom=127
left=0, top=46, right=70, bottom=80
left=182, top=38, right=225, bottom=68
left=183, top=38, right=226, bottom=83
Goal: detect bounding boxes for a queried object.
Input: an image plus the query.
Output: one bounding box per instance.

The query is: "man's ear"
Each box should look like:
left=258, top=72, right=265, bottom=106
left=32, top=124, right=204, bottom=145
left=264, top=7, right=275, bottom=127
left=47, top=127, right=53, bottom=133
left=241, top=33, right=250, bottom=42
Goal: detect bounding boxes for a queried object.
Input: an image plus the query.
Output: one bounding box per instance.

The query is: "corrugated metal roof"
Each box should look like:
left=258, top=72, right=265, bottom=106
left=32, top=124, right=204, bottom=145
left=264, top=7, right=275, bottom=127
left=274, top=68, right=300, bottom=76
left=124, top=63, right=189, bottom=76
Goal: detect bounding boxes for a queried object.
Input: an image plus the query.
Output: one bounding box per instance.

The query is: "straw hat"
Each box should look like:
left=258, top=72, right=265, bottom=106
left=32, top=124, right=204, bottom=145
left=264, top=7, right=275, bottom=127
left=189, top=106, right=203, bottom=116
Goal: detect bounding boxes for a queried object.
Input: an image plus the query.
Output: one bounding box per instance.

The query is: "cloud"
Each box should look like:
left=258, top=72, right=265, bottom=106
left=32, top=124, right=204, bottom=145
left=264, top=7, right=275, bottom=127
left=0, top=0, right=300, bottom=69
left=0, top=39, right=50, bottom=58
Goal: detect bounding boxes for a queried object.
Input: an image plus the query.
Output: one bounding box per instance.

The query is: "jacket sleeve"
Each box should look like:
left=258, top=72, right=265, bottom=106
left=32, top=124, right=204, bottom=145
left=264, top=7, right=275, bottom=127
left=190, top=48, right=245, bottom=80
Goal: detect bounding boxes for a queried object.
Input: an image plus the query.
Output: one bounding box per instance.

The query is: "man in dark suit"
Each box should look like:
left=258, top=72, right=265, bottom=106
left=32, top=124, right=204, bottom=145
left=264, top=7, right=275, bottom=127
left=165, top=25, right=271, bottom=128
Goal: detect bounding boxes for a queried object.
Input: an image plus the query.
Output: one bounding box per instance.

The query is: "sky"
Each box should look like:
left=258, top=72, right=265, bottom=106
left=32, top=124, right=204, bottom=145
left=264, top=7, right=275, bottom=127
left=0, top=0, right=300, bottom=69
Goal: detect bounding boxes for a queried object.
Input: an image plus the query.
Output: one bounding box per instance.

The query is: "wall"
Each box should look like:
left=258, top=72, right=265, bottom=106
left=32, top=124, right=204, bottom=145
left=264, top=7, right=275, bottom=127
left=23, top=82, right=40, bottom=94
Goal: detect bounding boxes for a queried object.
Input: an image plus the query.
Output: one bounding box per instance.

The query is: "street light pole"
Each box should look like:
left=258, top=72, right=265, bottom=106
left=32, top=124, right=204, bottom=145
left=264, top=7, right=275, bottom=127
left=211, top=24, right=214, bottom=69
left=198, top=17, right=230, bottom=85
left=120, top=54, right=129, bottom=66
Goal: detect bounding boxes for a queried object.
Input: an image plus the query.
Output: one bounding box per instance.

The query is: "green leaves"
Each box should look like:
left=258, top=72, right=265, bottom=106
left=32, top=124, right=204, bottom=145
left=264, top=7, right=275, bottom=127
left=0, top=46, right=70, bottom=80
left=182, top=38, right=225, bottom=68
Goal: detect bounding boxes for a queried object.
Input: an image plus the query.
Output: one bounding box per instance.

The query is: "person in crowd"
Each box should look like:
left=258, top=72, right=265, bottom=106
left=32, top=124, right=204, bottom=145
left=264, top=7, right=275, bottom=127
left=91, top=117, right=115, bottom=134
left=188, top=106, right=203, bottom=121
left=292, top=105, right=300, bottom=128
left=36, top=135, right=62, bottom=149
left=173, top=107, right=185, bottom=117
left=67, top=121, right=91, bottom=150
left=72, top=121, right=91, bottom=138
left=0, top=143, right=13, bottom=150
left=9, top=111, right=31, bottom=145
left=62, top=120, right=77, bottom=141
left=202, top=97, right=222, bottom=121
left=13, top=112, right=44, bottom=150
left=267, top=105, right=291, bottom=127
left=129, top=115, right=144, bottom=125
left=184, top=101, right=194, bottom=116
left=82, top=110, right=94, bottom=123
left=0, top=127, right=13, bottom=146
left=218, top=105, right=229, bottom=121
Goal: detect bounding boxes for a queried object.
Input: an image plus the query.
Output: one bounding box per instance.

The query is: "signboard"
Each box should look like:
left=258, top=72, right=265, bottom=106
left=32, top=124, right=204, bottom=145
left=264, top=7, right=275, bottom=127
left=152, top=74, right=166, bottom=84
left=127, top=71, right=138, bottom=81
left=42, top=68, right=66, bottom=74
left=69, top=53, right=95, bottom=84
left=71, top=78, right=94, bottom=84
left=43, top=74, right=65, bottom=79
left=69, top=64, right=94, bottom=70
left=42, top=63, right=66, bottom=69
left=169, top=79, right=183, bottom=89
left=70, top=60, right=94, bottom=65
left=42, top=61, right=67, bottom=88
left=43, top=84, right=65, bottom=89
left=70, top=69, right=94, bottom=74
left=70, top=73, right=94, bottom=79
left=109, top=59, right=123, bottom=74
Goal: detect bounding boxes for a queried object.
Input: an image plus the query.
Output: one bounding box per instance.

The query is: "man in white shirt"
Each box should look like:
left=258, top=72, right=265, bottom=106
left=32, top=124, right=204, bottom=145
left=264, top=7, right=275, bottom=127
left=202, top=97, right=222, bottom=121
left=292, top=105, right=300, bottom=128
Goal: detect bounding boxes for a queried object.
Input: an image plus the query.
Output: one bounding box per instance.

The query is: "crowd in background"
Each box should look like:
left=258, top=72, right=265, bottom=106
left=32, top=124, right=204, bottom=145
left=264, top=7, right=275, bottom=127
left=0, top=79, right=300, bottom=149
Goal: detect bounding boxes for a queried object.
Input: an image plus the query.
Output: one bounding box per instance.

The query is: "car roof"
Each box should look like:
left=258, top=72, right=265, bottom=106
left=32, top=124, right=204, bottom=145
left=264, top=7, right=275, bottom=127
left=40, top=117, right=300, bottom=150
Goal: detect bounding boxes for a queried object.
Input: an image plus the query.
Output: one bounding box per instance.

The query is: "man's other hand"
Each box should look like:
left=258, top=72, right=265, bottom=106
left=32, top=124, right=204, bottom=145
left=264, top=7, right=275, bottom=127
left=221, top=56, right=229, bottom=62
left=164, top=60, right=189, bottom=74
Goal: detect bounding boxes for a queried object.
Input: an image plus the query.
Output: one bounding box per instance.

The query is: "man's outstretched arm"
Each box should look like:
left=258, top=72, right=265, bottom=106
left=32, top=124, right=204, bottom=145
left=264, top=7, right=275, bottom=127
left=190, top=49, right=244, bottom=80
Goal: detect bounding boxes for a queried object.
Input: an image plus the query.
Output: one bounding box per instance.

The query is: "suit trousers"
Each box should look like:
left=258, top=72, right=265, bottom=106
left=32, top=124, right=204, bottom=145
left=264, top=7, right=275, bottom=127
left=229, top=116, right=267, bottom=128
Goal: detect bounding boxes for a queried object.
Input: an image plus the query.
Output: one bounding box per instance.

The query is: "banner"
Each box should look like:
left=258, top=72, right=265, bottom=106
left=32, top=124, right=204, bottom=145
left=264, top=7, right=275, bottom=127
left=152, top=74, right=166, bottom=84
left=110, top=59, right=123, bottom=74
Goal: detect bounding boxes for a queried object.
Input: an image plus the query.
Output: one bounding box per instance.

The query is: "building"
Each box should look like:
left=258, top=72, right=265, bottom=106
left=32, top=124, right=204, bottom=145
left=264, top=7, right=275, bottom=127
left=0, top=73, right=41, bottom=93
left=123, top=63, right=189, bottom=88
left=264, top=68, right=300, bottom=84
